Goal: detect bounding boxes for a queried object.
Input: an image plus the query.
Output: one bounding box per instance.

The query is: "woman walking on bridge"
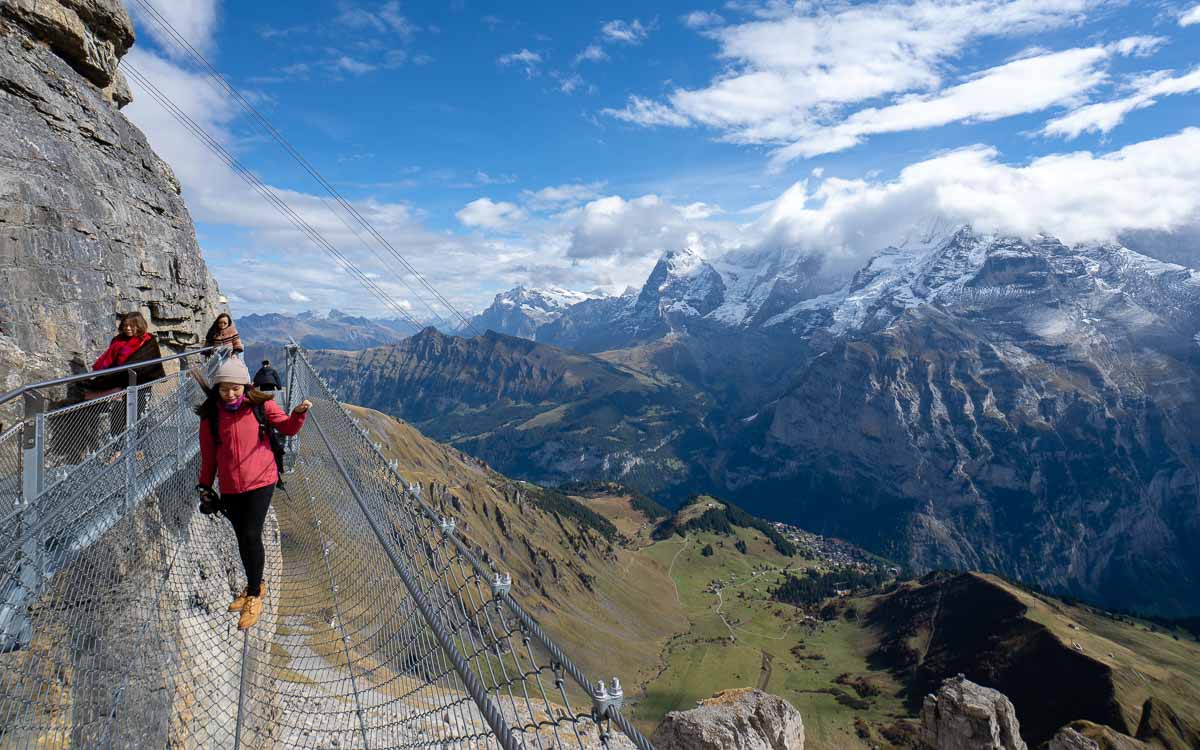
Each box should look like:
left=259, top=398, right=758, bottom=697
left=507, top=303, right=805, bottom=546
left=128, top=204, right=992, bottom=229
left=204, top=313, right=244, bottom=358
left=195, top=359, right=311, bottom=630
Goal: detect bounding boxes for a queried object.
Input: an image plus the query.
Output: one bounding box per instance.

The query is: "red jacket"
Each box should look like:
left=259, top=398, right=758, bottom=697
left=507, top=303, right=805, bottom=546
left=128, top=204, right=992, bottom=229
left=198, top=400, right=306, bottom=495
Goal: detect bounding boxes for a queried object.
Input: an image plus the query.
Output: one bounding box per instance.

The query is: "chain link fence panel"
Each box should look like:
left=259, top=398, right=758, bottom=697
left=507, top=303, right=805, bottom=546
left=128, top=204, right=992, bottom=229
left=0, top=344, right=653, bottom=750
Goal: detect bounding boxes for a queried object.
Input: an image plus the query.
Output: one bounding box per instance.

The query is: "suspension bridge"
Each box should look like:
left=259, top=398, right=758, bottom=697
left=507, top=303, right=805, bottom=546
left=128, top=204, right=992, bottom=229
left=0, top=344, right=652, bottom=749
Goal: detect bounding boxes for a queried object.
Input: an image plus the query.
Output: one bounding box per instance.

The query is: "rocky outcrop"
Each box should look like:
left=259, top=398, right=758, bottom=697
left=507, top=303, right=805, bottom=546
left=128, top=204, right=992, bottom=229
left=650, top=688, right=804, bottom=750
left=1, top=0, right=134, bottom=96
left=0, top=0, right=223, bottom=398
left=1047, top=727, right=1102, bottom=750
left=919, top=675, right=1026, bottom=750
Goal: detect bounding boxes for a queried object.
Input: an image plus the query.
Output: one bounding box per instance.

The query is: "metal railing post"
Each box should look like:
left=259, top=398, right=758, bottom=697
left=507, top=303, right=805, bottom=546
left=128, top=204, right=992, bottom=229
left=175, top=370, right=187, bottom=470
left=20, top=392, right=46, bottom=503
left=124, top=372, right=138, bottom=510
left=16, top=392, right=47, bottom=631
left=284, top=343, right=298, bottom=413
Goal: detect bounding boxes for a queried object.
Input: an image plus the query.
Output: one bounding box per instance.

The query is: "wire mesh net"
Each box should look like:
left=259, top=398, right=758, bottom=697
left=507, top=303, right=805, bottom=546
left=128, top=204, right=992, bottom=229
left=0, top=345, right=649, bottom=750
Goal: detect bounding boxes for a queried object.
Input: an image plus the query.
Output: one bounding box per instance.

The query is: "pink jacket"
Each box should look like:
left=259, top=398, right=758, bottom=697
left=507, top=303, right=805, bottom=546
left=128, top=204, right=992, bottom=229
left=198, top=399, right=306, bottom=495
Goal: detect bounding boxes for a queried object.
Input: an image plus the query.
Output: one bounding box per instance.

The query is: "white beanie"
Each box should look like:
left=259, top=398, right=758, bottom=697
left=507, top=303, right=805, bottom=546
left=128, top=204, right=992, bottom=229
left=213, top=358, right=252, bottom=386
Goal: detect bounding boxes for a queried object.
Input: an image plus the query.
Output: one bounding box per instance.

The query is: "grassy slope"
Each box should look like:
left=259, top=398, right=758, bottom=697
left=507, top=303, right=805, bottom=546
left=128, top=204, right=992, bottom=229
left=350, top=404, right=1200, bottom=747
left=992, top=575, right=1200, bottom=735
left=348, top=405, right=688, bottom=701
left=630, top=520, right=907, bottom=748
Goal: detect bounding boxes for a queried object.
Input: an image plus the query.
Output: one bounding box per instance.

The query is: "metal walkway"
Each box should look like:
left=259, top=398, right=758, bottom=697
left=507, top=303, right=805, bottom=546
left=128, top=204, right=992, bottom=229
left=0, top=344, right=650, bottom=749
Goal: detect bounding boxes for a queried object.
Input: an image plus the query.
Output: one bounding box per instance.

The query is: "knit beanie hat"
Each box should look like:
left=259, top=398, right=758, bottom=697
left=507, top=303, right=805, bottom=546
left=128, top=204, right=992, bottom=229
left=213, top=358, right=252, bottom=386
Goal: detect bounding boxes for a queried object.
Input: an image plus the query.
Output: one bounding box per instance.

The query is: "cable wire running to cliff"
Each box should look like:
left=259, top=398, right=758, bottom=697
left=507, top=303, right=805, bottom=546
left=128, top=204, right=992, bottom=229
left=124, top=0, right=480, bottom=337
left=119, top=62, right=425, bottom=334
left=0, top=344, right=652, bottom=749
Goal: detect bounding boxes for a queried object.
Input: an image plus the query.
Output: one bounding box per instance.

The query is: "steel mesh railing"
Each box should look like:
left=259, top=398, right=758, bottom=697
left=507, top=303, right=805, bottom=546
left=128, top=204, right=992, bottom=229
left=0, top=344, right=653, bottom=749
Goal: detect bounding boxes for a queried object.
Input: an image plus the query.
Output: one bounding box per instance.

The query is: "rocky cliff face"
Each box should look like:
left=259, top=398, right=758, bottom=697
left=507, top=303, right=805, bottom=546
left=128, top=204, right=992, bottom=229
left=728, top=232, right=1200, bottom=615
left=650, top=688, right=804, bottom=750
left=0, top=0, right=223, bottom=394
left=919, top=675, right=1027, bottom=750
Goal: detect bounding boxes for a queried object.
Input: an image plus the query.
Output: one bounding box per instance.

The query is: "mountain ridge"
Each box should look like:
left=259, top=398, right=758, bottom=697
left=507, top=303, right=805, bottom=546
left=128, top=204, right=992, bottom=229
left=309, top=226, right=1200, bottom=616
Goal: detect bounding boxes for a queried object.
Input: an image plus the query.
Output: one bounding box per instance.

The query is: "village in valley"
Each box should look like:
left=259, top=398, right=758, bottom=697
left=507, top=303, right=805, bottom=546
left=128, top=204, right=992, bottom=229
left=700, top=521, right=899, bottom=605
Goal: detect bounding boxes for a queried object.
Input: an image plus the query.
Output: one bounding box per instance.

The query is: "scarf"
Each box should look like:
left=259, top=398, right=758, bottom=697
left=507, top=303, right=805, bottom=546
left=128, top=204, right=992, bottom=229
left=221, top=395, right=247, bottom=412
left=208, top=322, right=240, bottom=346
left=93, top=333, right=151, bottom=371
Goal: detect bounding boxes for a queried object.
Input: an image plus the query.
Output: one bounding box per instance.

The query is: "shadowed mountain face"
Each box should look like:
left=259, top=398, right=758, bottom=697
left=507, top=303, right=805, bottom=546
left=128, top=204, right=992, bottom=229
left=311, top=227, right=1200, bottom=615
left=867, top=572, right=1200, bottom=747
left=307, top=329, right=720, bottom=496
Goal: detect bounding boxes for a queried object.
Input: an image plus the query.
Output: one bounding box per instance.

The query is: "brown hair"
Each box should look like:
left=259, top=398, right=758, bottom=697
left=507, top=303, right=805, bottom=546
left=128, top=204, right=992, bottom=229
left=245, top=387, right=273, bottom=405
left=206, top=313, right=234, bottom=342
left=119, top=311, right=149, bottom=337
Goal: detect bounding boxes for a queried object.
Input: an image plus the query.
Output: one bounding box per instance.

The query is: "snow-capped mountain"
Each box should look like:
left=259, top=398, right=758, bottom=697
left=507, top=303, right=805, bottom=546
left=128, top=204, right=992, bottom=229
left=760, top=226, right=1200, bottom=344
left=310, top=223, right=1200, bottom=613
left=467, top=285, right=606, bottom=339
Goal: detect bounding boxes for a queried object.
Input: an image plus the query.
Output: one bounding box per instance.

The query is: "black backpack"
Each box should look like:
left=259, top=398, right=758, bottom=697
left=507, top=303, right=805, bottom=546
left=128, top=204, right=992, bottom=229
left=207, top=401, right=287, bottom=488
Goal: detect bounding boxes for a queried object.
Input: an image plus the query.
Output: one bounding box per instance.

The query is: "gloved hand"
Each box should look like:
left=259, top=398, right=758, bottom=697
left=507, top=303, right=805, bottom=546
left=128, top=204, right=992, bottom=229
left=196, top=484, right=221, bottom=515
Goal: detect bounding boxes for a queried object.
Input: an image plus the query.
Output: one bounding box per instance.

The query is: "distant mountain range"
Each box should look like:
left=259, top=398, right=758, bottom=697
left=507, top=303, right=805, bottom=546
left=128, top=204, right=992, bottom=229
left=307, top=225, right=1200, bottom=616
left=465, top=285, right=607, bottom=340
left=238, top=309, right=413, bottom=351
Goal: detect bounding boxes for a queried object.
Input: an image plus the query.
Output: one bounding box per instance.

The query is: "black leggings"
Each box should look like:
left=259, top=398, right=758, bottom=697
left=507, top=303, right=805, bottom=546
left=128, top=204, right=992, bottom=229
left=223, top=484, right=274, bottom=597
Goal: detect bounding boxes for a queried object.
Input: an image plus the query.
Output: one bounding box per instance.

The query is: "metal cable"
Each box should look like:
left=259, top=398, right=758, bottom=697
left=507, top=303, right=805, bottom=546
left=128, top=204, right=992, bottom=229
left=118, top=62, right=425, bottom=333
left=0, top=344, right=645, bottom=749
left=123, top=0, right=479, bottom=335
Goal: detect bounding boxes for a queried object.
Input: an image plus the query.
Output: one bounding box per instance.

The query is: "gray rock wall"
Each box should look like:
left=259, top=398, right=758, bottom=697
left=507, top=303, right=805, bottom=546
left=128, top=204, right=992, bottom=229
left=919, top=675, right=1027, bottom=750
left=0, top=0, right=223, bottom=399
left=651, top=688, right=805, bottom=750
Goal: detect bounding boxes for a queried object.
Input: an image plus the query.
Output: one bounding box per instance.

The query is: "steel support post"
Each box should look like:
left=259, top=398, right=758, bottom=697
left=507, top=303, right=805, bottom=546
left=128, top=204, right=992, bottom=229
left=124, top=374, right=138, bottom=510
left=17, top=392, right=46, bottom=622
left=175, top=370, right=188, bottom=470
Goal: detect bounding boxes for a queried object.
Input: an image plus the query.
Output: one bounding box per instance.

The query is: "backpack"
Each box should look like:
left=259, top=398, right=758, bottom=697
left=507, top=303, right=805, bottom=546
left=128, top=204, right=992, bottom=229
left=207, top=401, right=287, bottom=488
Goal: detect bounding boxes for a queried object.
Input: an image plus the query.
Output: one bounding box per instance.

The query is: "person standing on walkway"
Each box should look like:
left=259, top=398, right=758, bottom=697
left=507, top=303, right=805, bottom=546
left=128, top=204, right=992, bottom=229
left=195, top=358, right=311, bottom=630
left=204, top=313, right=244, bottom=358
left=252, top=359, right=281, bottom=391
left=81, top=312, right=166, bottom=454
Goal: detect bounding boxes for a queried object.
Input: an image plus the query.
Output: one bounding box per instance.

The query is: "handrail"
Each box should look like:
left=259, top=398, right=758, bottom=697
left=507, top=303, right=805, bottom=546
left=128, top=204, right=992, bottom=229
left=0, top=345, right=218, bottom=411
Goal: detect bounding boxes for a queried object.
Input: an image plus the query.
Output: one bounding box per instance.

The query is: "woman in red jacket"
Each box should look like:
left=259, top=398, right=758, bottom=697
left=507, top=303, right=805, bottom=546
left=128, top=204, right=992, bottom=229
left=196, top=358, right=311, bottom=630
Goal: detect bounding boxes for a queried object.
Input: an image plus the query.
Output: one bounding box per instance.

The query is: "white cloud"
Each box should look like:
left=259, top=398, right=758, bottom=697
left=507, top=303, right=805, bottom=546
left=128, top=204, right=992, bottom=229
left=288, top=290, right=311, bottom=303
left=335, top=56, right=376, bottom=75
left=574, top=44, right=608, bottom=64
left=128, top=0, right=220, bottom=57
left=605, top=0, right=1109, bottom=162
left=475, top=171, right=518, bottom=186
left=566, top=194, right=735, bottom=260
left=600, top=19, right=650, bottom=44
left=457, top=198, right=528, bottom=230
left=682, top=11, right=724, bottom=29
left=336, top=0, right=417, bottom=38
left=557, top=73, right=586, bottom=94
left=498, top=48, right=542, bottom=77
left=1109, top=35, right=1167, bottom=57
left=521, top=182, right=607, bottom=210
left=1180, top=4, right=1200, bottom=26
left=1044, top=67, right=1200, bottom=139
left=757, top=128, right=1200, bottom=271
left=771, top=44, right=1115, bottom=165
left=603, top=96, right=690, bottom=127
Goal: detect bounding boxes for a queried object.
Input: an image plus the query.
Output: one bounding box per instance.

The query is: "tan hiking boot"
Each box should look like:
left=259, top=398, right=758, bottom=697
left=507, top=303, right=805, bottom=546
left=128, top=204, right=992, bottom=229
left=238, top=595, right=264, bottom=630
left=228, top=583, right=267, bottom=612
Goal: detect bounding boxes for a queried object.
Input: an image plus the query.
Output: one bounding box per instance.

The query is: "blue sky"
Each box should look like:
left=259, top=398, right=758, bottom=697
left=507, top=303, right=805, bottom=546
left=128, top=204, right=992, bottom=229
left=121, top=0, right=1200, bottom=321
